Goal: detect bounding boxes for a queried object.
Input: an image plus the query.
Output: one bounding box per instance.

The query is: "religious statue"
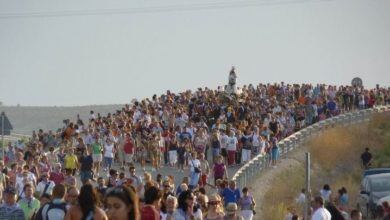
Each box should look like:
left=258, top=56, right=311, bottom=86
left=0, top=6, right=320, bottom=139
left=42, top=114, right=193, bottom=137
left=351, top=77, right=363, bottom=88
left=226, top=66, right=237, bottom=95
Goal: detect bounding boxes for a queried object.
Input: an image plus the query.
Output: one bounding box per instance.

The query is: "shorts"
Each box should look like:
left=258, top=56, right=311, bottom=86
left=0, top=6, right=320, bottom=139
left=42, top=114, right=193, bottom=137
left=169, top=151, right=177, bottom=164
left=151, top=150, right=160, bottom=159
left=221, top=148, right=227, bottom=157
left=80, top=170, right=93, bottom=183
left=93, top=154, right=102, bottom=162
left=118, top=150, right=125, bottom=162
left=125, top=154, right=134, bottom=163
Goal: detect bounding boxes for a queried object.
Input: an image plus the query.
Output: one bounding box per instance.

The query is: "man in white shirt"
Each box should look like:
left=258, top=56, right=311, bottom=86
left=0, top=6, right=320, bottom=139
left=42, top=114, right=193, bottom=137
left=312, top=196, right=331, bottom=220
left=296, top=188, right=306, bottom=204
left=220, top=131, right=228, bottom=162
left=35, top=172, right=56, bottom=197
left=226, top=131, right=237, bottom=166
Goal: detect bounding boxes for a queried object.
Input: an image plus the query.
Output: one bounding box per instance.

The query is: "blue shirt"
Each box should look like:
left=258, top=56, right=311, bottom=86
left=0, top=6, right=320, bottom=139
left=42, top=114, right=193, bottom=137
left=221, top=187, right=241, bottom=206
left=0, top=203, right=25, bottom=220
left=179, top=132, right=192, bottom=142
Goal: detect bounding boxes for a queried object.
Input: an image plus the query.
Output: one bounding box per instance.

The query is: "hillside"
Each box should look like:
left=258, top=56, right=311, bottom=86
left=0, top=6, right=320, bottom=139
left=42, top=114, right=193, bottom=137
left=0, top=105, right=123, bottom=135
left=252, top=111, right=390, bottom=219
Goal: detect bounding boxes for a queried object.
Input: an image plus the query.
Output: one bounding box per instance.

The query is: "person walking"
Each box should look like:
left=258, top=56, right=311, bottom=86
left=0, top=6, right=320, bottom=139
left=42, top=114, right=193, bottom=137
left=270, top=137, right=279, bottom=167
left=79, top=147, right=94, bottom=184
left=91, top=138, right=103, bottom=176
left=188, top=152, right=201, bottom=190
left=35, top=184, right=68, bottom=220
left=311, top=196, right=331, bottom=220
left=64, top=148, right=79, bottom=176
left=240, top=128, right=253, bottom=164
left=212, top=155, right=228, bottom=186
left=238, top=187, right=255, bottom=220
left=226, top=131, right=238, bottom=166
left=18, top=183, right=41, bottom=220
left=103, top=138, right=115, bottom=172
left=36, top=172, right=56, bottom=197
left=221, top=181, right=241, bottom=207
left=360, top=148, right=372, bottom=169
left=64, top=184, right=107, bottom=220
left=0, top=186, right=25, bottom=219
left=198, top=153, right=210, bottom=188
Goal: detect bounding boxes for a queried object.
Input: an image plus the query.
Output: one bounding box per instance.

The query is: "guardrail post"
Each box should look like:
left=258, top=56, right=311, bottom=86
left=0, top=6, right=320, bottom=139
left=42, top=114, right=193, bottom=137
left=254, top=156, right=262, bottom=172
left=307, top=126, right=314, bottom=137
left=243, top=165, right=248, bottom=187
left=248, top=161, right=255, bottom=181
left=278, top=142, right=285, bottom=157
left=235, top=172, right=241, bottom=189
left=263, top=154, right=268, bottom=169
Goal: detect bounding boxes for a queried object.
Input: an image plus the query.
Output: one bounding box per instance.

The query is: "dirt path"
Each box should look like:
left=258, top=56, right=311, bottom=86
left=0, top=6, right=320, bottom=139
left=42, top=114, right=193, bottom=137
left=250, top=145, right=308, bottom=218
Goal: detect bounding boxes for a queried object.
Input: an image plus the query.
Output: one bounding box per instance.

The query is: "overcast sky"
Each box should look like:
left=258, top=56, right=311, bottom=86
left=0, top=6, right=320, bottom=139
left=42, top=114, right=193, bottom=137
left=0, top=0, right=389, bottom=106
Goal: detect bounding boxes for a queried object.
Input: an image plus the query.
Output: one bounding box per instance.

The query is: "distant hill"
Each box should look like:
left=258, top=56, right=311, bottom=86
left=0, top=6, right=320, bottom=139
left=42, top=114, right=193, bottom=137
left=0, top=105, right=123, bottom=135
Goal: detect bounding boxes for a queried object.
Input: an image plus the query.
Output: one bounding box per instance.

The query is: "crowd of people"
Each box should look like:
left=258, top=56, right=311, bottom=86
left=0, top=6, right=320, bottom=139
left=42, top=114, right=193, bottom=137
left=288, top=182, right=390, bottom=220
left=0, top=78, right=389, bottom=220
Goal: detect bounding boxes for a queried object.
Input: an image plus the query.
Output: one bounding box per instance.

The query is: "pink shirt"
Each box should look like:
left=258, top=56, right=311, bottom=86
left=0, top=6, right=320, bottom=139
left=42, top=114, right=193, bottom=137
left=50, top=172, right=65, bottom=185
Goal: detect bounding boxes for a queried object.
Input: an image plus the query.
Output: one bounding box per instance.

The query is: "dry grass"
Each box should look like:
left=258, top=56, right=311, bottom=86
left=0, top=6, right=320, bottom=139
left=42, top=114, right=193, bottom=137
left=261, top=112, right=390, bottom=219
left=262, top=166, right=305, bottom=219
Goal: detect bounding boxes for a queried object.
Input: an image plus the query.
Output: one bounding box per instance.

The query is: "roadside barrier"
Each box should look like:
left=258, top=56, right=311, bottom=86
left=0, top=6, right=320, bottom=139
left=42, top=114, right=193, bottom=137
left=231, top=105, right=390, bottom=189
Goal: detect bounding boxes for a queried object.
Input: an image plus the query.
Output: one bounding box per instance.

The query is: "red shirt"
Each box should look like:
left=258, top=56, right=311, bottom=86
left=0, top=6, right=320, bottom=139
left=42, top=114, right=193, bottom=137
left=123, top=140, right=134, bottom=154
left=141, top=205, right=160, bottom=220
left=49, top=171, right=65, bottom=185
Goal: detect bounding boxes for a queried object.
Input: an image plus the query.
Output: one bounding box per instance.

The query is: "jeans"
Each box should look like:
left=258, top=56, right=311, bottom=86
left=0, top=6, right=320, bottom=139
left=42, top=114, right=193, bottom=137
left=104, top=157, right=113, bottom=170
left=212, top=148, right=220, bottom=160
left=189, top=171, right=200, bottom=188
left=80, top=170, right=93, bottom=183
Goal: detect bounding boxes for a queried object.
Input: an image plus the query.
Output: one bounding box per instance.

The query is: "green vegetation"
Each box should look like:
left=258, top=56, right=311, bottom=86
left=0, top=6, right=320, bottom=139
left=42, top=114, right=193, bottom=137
left=261, top=112, right=390, bottom=219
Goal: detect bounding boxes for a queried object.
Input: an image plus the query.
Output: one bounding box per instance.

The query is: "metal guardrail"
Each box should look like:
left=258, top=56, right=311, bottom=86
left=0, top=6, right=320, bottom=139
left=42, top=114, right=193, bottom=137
left=2, top=133, right=31, bottom=143
left=232, top=105, right=390, bottom=190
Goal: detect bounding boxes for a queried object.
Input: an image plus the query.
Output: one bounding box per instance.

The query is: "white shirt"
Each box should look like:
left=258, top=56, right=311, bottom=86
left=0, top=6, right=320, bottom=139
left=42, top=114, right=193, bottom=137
left=226, top=136, right=238, bottom=151
left=16, top=142, right=25, bottom=150
left=104, top=143, right=115, bottom=158
left=189, top=159, right=201, bottom=173
left=320, top=189, right=331, bottom=202
left=296, top=193, right=306, bottom=204
left=36, top=180, right=56, bottom=196
left=311, top=207, right=331, bottom=220
left=252, top=134, right=260, bottom=147
left=220, top=134, right=228, bottom=149
left=84, top=134, right=94, bottom=145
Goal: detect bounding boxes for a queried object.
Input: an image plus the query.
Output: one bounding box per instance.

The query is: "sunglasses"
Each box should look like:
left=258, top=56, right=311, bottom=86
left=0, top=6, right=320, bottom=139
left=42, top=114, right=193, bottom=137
left=163, top=185, right=170, bottom=188
left=208, top=201, right=220, bottom=205
left=187, top=196, right=194, bottom=200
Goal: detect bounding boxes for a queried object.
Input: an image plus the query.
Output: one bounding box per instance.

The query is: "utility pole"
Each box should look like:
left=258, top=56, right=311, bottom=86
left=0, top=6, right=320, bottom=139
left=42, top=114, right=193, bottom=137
left=1, top=112, right=4, bottom=162
left=304, top=152, right=311, bottom=220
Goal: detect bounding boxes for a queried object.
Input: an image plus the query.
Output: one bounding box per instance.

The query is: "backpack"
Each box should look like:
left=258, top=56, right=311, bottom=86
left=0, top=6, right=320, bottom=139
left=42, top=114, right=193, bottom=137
left=45, top=202, right=67, bottom=220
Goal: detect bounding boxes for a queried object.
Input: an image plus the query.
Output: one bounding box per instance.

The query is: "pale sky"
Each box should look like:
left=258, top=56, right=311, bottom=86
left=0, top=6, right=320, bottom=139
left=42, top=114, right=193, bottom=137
left=0, top=0, right=389, bottom=106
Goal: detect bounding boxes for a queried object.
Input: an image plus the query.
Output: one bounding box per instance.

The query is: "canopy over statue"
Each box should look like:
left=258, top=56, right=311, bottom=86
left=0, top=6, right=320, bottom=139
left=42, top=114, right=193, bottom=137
left=226, top=66, right=237, bottom=95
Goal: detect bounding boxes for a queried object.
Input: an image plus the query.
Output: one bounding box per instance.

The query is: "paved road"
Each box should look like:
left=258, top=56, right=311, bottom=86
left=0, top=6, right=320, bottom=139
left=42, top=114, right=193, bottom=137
left=77, top=151, right=241, bottom=192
